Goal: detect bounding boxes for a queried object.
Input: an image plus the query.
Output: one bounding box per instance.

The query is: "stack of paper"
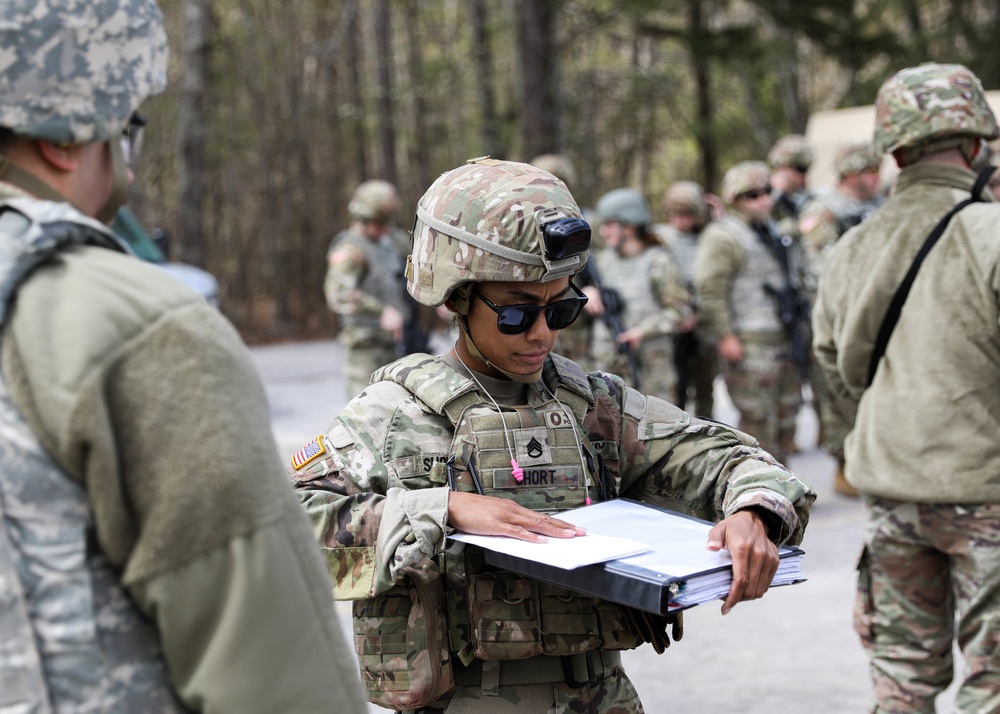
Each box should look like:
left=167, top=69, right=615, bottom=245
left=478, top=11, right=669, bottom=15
left=450, top=499, right=805, bottom=614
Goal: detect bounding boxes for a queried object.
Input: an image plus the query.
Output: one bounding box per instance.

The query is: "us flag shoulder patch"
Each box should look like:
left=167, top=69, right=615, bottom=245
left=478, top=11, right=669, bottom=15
left=291, top=436, right=327, bottom=471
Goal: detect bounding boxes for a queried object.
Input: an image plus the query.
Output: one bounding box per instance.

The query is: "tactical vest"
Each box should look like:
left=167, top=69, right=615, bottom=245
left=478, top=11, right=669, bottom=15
left=812, top=187, right=881, bottom=237
left=352, top=355, right=646, bottom=707
left=592, top=246, right=674, bottom=354
left=0, top=198, right=186, bottom=713
left=656, top=226, right=699, bottom=289
left=714, top=216, right=785, bottom=335
left=335, top=230, right=406, bottom=333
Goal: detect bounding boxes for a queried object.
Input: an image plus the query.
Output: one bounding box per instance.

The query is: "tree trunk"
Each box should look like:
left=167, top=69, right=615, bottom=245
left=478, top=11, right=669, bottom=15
left=346, top=0, right=369, bottom=180
left=515, top=0, right=560, bottom=159
left=404, top=0, right=432, bottom=195
left=687, top=0, right=717, bottom=191
left=471, top=0, right=502, bottom=158
left=178, top=0, right=209, bottom=267
left=374, top=0, right=399, bottom=185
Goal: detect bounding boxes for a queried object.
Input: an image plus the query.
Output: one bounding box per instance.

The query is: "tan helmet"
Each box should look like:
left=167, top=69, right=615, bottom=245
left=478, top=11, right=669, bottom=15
left=874, top=63, right=999, bottom=157
left=767, top=135, right=813, bottom=170
left=529, top=154, right=578, bottom=190
left=662, top=180, right=708, bottom=225
left=408, top=158, right=590, bottom=308
left=348, top=180, right=400, bottom=224
left=722, top=161, right=770, bottom=205
left=835, top=140, right=880, bottom=177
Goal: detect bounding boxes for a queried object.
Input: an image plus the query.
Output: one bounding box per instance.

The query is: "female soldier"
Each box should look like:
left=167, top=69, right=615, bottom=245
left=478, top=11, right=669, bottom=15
left=290, top=159, right=814, bottom=714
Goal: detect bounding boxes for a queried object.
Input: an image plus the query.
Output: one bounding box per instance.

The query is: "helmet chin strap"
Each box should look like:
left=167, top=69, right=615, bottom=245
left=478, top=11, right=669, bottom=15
left=97, top=138, right=128, bottom=225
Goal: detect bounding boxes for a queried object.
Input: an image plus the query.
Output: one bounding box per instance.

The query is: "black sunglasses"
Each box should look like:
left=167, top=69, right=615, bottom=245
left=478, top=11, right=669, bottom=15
left=475, top=282, right=589, bottom=335
left=738, top=186, right=772, bottom=201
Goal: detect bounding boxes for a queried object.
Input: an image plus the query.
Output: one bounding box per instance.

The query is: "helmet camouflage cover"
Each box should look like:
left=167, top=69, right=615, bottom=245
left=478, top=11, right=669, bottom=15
left=767, top=135, right=813, bottom=169
left=874, top=62, right=999, bottom=155
left=835, top=140, right=880, bottom=177
left=663, top=180, right=705, bottom=215
left=529, top=154, right=578, bottom=190
left=595, top=188, right=651, bottom=226
left=0, top=0, right=168, bottom=144
left=348, top=179, right=399, bottom=223
left=408, top=158, right=587, bottom=307
left=722, top=161, right=770, bottom=205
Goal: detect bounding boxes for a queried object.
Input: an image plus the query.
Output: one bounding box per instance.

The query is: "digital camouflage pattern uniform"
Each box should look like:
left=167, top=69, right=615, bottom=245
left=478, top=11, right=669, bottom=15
left=0, top=2, right=367, bottom=711
left=291, top=159, right=816, bottom=714
left=654, top=181, right=717, bottom=417
left=696, top=162, right=803, bottom=465
left=325, top=180, right=408, bottom=398
left=798, top=141, right=882, bottom=471
left=813, top=63, right=1000, bottom=713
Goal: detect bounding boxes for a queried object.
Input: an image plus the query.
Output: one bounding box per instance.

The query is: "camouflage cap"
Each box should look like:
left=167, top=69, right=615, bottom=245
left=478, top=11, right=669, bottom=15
left=408, top=158, right=587, bottom=307
left=835, top=140, right=880, bottom=177
left=529, top=154, right=578, bottom=190
left=662, top=180, right=706, bottom=215
left=722, top=161, right=770, bottom=205
left=0, top=0, right=168, bottom=144
left=767, top=135, right=813, bottom=169
left=348, top=179, right=399, bottom=223
left=874, top=63, right=999, bottom=156
left=595, top=188, right=651, bottom=226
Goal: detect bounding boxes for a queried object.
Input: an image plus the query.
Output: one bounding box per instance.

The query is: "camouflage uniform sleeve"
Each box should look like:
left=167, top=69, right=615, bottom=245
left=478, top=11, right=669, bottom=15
left=290, top=384, right=451, bottom=599
left=798, top=200, right=838, bottom=279
left=586, top=372, right=815, bottom=545
left=632, top=249, right=692, bottom=338
left=323, top=241, right=385, bottom=317
left=694, top=224, right=742, bottom=340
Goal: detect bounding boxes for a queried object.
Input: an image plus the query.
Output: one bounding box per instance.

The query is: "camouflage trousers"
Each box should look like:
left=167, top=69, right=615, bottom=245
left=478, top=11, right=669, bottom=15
left=406, top=651, right=643, bottom=714
left=342, top=343, right=398, bottom=401
left=722, top=337, right=800, bottom=465
left=596, top=342, right=676, bottom=405
left=809, top=355, right=856, bottom=461
left=856, top=496, right=1000, bottom=713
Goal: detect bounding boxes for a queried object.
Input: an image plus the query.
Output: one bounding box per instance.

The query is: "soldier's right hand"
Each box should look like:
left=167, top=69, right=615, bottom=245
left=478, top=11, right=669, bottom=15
left=447, top=491, right=586, bottom=543
left=718, top=334, right=743, bottom=363
left=582, top=286, right=604, bottom=316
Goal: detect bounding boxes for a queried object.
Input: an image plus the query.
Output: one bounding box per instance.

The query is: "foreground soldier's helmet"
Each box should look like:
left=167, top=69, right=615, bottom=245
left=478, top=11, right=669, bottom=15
left=0, top=0, right=168, bottom=144
left=874, top=63, right=999, bottom=157
left=529, top=154, right=578, bottom=190
left=722, top=161, right=771, bottom=205
left=408, top=158, right=589, bottom=307
left=595, top=188, right=651, bottom=227
left=835, top=140, right=880, bottom=177
left=348, top=180, right=399, bottom=224
left=767, top=135, right=813, bottom=170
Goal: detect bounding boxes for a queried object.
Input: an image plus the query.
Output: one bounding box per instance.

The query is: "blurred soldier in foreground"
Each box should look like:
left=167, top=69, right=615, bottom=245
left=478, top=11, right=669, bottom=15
left=290, top=157, right=814, bottom=713
left=798, top=140, right=882, bottom=496
left=0, top=1, right=365, bottom=710
left=768, top=134, right=813, bottom=239
left=585, top=188, right=692, bottom=401
left=325, top=179, right=409, bottom=398
left=654, top=181, right=717, bottom=416
left=696, top=162, right=806, bottom=464
left=814, top=62, right=1000, bottom=713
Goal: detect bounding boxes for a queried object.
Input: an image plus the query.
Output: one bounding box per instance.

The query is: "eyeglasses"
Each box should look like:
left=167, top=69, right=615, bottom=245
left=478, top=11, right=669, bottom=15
left=120, top=112, right=146, bottom=169
left=738, top=186, right=772, bottom=201
left=475, top=281, right=589, bottom=335
left=791, top=165, right=810, bottom=174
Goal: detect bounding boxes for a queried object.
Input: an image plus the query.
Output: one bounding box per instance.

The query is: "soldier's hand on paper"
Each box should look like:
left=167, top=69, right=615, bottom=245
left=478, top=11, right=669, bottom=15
left=706, top=509, right=779, bottom=615
left=448, top=491, right=586, bottom=543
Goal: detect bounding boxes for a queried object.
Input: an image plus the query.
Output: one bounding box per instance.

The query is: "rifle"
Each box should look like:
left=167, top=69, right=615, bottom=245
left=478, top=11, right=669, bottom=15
left=579, top=260, right=642, bottom=389
left=758, top=222, right=811, bottom=381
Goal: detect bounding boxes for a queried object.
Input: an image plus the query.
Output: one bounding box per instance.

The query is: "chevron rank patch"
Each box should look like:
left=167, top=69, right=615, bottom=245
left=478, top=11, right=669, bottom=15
left=291, top=436, right=327, bottom=471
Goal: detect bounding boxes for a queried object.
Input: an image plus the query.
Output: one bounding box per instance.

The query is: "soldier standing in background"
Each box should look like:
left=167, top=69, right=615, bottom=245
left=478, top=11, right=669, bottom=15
left=584, top=188, right=692, bottom=401
left=0, top=0, right=366, bottom=710
left=813, top=62, right=1000, bottom=713
left=799, top=140, right=882, bottom=496
left=696, top=162, right=804, bottom=465
left=653, top=181, right=718, bottom=416
left=768, top=134, right=813, bottom=239
left=325, top=179, right=408, bottom=399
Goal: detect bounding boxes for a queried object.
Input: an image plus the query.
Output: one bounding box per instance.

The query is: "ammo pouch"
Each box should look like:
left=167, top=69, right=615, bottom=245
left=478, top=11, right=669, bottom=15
left=464, top=549, right=650, bottom=660
left=353, top=557, right=455, bottom=709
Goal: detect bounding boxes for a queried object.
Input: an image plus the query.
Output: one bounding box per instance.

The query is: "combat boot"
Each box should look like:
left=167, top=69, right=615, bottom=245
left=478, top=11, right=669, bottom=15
left=834, top=456, right=859, bottom=497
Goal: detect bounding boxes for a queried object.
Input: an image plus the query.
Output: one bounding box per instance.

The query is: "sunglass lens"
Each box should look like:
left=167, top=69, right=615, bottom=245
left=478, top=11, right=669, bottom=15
left=497, top=306, right=536, bottom=334
left=546, top=299, right=583, bottom=330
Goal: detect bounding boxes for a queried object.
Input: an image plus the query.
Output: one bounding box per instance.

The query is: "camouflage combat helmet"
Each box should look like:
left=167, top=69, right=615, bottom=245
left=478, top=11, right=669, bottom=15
left=529, top=154, right=578, bottom=190
left=0, top=0, right=168, bottom=144
left=835, top=140, right=880, bottom=177
left=874, top=63, right=999, bottom=157
left=348, top=180, right=400, bottom=224
left=595, top=188, right=651, bottom=227
left=663, top=181, right=706, bottom=215
left=767, top=135, right=813, bottom=170
left=722, top=161, right=770, bottom=205
left=408, top=158, right=589, bottom=307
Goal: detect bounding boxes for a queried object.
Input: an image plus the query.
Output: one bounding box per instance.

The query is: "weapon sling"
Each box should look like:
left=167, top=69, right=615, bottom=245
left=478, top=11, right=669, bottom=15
left=865, top=166, right=995, bottom=387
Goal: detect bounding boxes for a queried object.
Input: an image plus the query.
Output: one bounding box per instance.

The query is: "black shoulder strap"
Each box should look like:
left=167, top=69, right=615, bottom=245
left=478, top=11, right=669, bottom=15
left=865, top=166, right=995, bottom=387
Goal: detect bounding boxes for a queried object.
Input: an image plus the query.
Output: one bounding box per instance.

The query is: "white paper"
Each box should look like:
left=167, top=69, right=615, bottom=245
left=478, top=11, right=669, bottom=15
left=448, top=531, right=651, bottom=570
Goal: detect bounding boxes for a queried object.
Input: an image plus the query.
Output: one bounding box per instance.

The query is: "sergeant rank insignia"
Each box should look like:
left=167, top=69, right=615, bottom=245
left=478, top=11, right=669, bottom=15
left=291, top=436, right=327, bottom=470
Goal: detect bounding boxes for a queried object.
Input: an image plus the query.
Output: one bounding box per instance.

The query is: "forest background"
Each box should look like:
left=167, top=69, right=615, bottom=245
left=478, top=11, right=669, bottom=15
left=135, top=0, right=1000, bottom=341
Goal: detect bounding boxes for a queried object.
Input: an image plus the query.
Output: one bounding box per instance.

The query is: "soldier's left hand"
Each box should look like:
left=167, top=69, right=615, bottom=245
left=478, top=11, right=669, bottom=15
left=616, top=327, right=645, bottom=349
left=706, top=510, right=779, bottom=615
